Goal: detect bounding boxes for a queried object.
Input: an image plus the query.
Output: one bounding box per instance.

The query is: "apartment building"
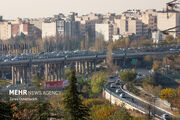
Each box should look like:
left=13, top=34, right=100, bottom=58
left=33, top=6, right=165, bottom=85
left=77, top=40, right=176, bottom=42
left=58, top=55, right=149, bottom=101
left=42, top=22, right=57, bottom=38
left=157, top=11, right=180, bottom=38
left=128, top=18, right=143, bottom=37
left=0, top=22, right=12, bottom=40
left=42, top=13, right=80, bottom=39
left=114, top=17, right=143, bottom=37
left=95, top=23, right=113, bottom=41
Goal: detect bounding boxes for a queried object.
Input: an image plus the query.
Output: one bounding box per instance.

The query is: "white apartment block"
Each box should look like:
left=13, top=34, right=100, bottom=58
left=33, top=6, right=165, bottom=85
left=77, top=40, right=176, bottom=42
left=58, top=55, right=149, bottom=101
left=95, top=24, right=113, bottom=41
left=157, top=11, right=180, bottom=38
left=42, top=22, right=57, bottom=38
left=114, top=18, right=143, bottom=37
left=128, top=19, right=143, bottom=37
left=0, top=22, right=12, bottom=40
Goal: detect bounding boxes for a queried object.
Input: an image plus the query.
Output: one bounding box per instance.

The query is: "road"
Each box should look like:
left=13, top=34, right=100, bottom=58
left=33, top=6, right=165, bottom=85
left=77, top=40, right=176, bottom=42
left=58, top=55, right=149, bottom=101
left=106, top=76, right=173, bottom=119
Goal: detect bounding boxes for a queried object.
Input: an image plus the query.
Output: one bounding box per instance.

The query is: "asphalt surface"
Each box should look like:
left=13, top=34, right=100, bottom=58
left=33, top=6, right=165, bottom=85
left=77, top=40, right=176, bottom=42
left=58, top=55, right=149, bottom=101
left=106, top=76, right=172, bottom=119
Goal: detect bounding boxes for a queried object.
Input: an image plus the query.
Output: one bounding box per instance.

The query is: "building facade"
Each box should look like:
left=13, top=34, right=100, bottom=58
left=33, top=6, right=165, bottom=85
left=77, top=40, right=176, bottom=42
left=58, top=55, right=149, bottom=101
left=95, top=23, right=113, bottom=41
left=157, top=11, right=180, bottom=38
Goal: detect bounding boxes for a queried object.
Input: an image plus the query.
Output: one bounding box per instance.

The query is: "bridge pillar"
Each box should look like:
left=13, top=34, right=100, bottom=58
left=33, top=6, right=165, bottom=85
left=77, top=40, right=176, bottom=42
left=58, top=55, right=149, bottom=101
left=87, top=62, right=89, bottom=74
left=12, top=66, right=16, bottom=84
left=17, top=67, right=20, bottom=84
left=56, top=64, right=59, bottom=81
left=90, top=62, right=93, bottom=73
left=59, top=64, right=62, bottom=81
left=82, top=62, right=85, bottom=74
left=62, top=63, right=65, bottom=80
left=79, top=62, right=82, bottom=73
left=45, top=63, right=49, bottom=82
left=52, top=64, right=55, bottom=81
left=76, top=62, right=79, bottom=73
left=93, top=61, right=96, bottom=72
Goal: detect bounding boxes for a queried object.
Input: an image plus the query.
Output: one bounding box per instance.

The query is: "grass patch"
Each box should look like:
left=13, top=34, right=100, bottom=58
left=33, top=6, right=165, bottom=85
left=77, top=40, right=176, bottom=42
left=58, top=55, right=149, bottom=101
left=126, top=83, right=140, bottom=96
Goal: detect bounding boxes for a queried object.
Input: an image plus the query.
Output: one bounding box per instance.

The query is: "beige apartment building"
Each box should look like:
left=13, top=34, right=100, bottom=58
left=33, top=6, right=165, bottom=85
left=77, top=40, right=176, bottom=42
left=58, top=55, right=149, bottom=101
left=95, top=23, right=113, bottom=41
left=42, top=22, right=57, bottom=38
left=157, top=11, right=180, bottom=38
left=0, top=22, right=12, bottom=40
left=114, top=17, right=143, bottom=37
left=128, top=18, right=143, bottom=36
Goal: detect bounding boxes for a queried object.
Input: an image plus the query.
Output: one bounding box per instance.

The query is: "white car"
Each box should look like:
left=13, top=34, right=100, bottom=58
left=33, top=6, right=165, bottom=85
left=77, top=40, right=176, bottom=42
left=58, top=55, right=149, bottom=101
left=120, top=93, right=126, bottom=98
left=110, top=83, right=116, bottom=88
left=116, top=89, right=121, bottom=94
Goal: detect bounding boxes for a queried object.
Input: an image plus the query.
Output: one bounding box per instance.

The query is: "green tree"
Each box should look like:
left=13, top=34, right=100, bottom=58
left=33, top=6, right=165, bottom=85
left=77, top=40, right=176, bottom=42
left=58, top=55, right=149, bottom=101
left=120, top=71, right=136, bottom=82
left=90, top=71, right=108, bottom=95
left=63, top=71, right=89, bottom=120
left=0, top=102, right=12, bottom=120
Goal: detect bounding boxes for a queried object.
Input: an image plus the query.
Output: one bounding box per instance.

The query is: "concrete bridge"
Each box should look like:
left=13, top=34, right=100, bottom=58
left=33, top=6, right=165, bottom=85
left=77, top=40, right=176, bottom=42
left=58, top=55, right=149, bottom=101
left=0, top=50, right=178, bottom=85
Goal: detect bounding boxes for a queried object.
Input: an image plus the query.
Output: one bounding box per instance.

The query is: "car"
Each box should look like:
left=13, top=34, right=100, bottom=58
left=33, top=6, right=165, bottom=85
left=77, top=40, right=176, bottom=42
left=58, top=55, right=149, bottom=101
left=115, top=79, right=120, bottom=85
left=110, top=83, right=116, bottom=88
left=4, top=59, right=9, bottom=62
left=120, top=93, right=126, bottom=98
left=109, top=75, right=115, bottom=79
left=161, top=114, right=171, bottom=120
left=116, top=89, right=121, bottom=94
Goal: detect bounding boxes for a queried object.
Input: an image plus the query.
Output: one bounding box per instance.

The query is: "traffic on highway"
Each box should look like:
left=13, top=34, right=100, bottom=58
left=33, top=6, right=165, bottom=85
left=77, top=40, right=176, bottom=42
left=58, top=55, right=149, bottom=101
left=106, top=74, right=173, bottom=120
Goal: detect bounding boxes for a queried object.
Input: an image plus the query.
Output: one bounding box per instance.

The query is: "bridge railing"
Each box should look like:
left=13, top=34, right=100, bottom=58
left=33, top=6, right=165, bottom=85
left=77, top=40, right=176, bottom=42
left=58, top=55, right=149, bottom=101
left=104, top=86, right=148, bottom=113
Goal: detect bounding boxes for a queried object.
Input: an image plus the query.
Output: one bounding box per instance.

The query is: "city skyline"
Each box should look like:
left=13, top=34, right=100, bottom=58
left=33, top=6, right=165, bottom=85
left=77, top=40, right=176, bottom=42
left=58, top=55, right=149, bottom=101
left=0, top=0, right=170, bottom=19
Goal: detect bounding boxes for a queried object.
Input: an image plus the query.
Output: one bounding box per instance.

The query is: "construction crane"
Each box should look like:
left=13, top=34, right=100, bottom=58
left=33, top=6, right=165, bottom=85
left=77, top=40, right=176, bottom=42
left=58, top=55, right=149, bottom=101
left=161, top=25, right=180, bottom=35
left=166, top=0, right=180, bottom=18
left=160, top=0, right=180, bottom=35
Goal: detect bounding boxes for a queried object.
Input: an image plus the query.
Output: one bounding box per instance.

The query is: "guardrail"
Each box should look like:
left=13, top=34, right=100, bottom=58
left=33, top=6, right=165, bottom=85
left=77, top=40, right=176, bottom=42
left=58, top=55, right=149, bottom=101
left=104, top=86, right=165, bottom=119
left=104, top=87, right=147, bottom=113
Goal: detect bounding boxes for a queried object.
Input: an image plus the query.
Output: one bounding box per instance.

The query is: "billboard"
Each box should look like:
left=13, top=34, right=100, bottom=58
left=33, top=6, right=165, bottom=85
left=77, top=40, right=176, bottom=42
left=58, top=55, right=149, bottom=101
left=46, top=80, right=69, bottom=88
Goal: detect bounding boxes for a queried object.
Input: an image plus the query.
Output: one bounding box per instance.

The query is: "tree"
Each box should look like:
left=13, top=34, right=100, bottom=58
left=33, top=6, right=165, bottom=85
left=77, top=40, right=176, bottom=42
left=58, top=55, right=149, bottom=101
left=153, top=60, right=160, bottom=71
left=120, top=71, right=136, bottom=82
left=160, top=88, right=177, bottom=104
left=90, top=71, right=108, bottom=95
left=165, top=35, right=174, bottom=44
left=106, top=43, right=113, bottom=68
left=0, top=102, right=12, bottom=120
left=142, top=77, right=155, bottom=87
left=11, top=102, right=51, bottom=120
left=172, top=86, right=180, bottom=113
left=63, top=71, right=89, bottom=120
left=107, top=104, right=132, bottom=120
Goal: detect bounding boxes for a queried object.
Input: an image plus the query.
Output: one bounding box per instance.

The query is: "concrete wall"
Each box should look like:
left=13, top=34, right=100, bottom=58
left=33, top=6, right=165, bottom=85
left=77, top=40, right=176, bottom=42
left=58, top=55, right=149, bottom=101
left=103, top=89, right=145, bottom=113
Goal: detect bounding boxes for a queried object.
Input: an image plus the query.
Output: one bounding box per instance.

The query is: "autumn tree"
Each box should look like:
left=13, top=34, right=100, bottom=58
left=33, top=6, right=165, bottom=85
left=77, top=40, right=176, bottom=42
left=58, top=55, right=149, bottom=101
left=172, top=86, right=180, bottom=113
left=165, top=34, right=174, bottom=44
left=160, top=88, right=177, bottom=104
left=90, top=71, right=108, bottom=95
left=153, top=60, right=161, bottom=71
left=106, top=43, right=113, bottom=69
left=120, top=70, right=136, bottom=82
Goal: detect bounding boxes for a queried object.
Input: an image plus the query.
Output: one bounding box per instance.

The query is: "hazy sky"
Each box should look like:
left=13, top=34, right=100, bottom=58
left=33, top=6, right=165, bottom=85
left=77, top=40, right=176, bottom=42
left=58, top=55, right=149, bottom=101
left=0, top=0, right=170, bottom=19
